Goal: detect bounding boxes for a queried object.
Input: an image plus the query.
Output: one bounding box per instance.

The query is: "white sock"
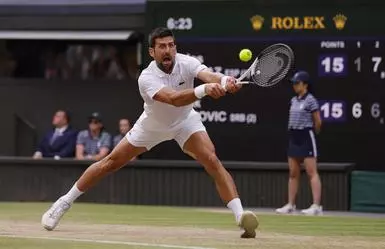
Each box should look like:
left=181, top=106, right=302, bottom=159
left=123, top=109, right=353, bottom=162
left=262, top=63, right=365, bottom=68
left=227, top=198, right=244, bottom=224
left=62, top=182, right=83, bottom=204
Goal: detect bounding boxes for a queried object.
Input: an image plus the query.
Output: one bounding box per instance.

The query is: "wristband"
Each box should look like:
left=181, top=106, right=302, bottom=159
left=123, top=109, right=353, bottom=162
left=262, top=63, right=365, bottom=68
left=220, top=76, right=230, bottom=90
left=194, top=84, right=207, bottom=99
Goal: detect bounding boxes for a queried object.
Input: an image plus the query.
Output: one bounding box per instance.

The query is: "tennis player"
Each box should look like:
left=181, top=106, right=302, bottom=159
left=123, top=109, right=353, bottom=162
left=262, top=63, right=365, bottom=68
left=41, top=27, right=258, bottom=238
left=276, top=71, right=323, bottom=215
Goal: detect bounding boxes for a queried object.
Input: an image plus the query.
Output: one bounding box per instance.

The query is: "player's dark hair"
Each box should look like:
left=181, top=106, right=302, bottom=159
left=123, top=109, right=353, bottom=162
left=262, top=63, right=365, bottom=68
left=148, top=27, right=175, bottom=48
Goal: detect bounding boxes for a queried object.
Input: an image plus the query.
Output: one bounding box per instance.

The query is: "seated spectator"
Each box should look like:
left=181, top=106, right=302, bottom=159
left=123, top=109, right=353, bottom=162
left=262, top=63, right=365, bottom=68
left=113, top=118, right=132, bottom=148
left=76, top=112, right=111, bottom=161
left=113, top=118, right=137, bottom=161
left=33, top=110, right=77, bottom=159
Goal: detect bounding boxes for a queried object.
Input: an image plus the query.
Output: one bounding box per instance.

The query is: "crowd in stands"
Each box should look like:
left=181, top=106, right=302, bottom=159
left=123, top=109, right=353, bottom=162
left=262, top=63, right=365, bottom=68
left=43, top=45, right=136, bottom=80
left=0, top=41, right=139, bottom=80
left=32, top=110, right=136, bottom=161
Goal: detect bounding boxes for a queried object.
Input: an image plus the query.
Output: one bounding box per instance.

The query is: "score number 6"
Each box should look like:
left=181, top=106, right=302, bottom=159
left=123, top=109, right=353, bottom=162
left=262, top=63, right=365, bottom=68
left=352, top=102, right=381, bottom=119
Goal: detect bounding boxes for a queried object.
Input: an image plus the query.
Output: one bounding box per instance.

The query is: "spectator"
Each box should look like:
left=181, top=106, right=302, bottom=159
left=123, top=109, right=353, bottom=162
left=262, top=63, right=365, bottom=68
left=76, top=112, right=111, bottom=161
left=113, top=118, right=132, bottom=148
left=33, top=110, right=77, bottom=159
left=112, top=118, right=137, bottom=161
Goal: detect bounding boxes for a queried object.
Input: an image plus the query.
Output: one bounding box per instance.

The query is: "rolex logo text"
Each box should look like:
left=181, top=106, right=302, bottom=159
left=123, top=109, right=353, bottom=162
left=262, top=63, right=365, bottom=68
left=271, top=16, right=325, bottom=30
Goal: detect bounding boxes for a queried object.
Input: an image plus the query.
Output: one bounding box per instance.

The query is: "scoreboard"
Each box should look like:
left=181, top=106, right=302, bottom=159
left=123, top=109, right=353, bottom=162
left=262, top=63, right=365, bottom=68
left=146, top=1, right=385, bottom=169
left=177, top=39, right=385, bottom=125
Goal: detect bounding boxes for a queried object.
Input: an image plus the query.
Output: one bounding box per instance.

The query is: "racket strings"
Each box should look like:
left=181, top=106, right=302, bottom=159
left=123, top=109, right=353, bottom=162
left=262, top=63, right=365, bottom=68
left=251, top=45, right=294, bottom=87
left=257, top=54, right=284, bottom=86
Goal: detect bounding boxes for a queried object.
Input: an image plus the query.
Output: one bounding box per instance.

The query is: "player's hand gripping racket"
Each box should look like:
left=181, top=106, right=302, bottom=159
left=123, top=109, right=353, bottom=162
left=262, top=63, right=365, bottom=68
left=233, top=43, right=294, bottom=88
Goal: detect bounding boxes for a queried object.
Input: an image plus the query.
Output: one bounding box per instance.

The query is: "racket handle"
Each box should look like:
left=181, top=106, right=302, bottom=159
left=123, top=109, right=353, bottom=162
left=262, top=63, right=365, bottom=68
left=222, top=81, right=250, bottom=91
left=236, top=81, right=250, bottom=85
left=217, top=81, right=249, bottom=92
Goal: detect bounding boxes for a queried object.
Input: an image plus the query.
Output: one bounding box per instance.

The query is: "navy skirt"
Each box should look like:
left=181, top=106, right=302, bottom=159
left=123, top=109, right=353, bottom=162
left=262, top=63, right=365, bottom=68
left=287, top=129, right=318, bottom=158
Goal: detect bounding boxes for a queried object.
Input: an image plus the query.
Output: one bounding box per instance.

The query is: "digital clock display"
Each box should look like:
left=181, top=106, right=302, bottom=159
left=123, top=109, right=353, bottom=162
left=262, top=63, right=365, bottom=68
left=166, top=17, right=193, bottom=30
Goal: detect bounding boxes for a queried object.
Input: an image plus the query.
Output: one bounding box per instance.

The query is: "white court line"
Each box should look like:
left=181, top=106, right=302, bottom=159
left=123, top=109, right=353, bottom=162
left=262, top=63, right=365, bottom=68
left=0, top=234, right=216, bottom=249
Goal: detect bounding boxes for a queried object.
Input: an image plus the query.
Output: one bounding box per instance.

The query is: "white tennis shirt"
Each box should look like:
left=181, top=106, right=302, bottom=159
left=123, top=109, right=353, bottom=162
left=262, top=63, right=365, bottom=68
left=137, top=53, right=207, bottom=130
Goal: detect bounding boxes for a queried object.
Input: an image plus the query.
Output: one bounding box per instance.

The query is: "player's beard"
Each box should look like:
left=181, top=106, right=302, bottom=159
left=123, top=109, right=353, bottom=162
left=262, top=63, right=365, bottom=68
left=157, top=56, right=174, bottom=74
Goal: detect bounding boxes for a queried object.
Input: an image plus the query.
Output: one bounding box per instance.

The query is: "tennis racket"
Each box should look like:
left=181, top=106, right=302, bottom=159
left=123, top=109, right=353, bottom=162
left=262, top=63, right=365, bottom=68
left=234, top=43, right=294, bottom=88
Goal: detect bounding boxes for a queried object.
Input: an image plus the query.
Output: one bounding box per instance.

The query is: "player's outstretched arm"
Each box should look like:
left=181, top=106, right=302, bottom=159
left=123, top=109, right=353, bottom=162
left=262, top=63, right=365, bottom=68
left=197, top=69, right=241, bottom=93
left=197, top=69, right=223, bottom=84
left=153, top=84, right=226, bottom=107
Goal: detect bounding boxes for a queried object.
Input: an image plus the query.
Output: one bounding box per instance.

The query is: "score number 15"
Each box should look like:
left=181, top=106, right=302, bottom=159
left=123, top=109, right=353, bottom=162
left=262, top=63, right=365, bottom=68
left=319, top=100, right=346, bottom=122
left=318, top=55, right=347, bottom=76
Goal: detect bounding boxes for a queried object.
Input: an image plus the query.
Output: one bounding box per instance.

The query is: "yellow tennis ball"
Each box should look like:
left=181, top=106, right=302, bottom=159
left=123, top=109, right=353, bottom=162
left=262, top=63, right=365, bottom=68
left=239, top=49, right=252, bottom=62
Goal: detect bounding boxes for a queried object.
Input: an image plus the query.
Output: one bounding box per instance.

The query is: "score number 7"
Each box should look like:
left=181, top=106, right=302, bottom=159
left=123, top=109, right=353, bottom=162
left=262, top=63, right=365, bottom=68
left=354, top=57, right=382, bottom=72
left=318, top=55, right=347, bottom=76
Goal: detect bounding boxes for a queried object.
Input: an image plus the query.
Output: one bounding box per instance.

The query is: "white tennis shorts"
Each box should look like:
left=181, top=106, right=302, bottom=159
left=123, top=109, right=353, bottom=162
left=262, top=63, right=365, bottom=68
left=126, top=110, right=206, bottom=150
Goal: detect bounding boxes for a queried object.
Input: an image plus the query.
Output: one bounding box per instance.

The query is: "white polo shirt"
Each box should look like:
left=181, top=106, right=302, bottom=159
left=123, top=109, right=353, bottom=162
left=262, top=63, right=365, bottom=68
left=137, top=53, right=207, bottom=131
